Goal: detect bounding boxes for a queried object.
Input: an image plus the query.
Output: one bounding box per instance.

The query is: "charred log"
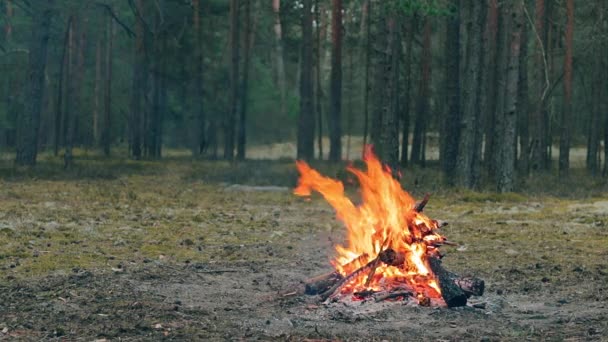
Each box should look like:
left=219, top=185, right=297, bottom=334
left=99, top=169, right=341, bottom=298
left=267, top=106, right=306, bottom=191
left=378, top=248, right=405, bottom=266
left=428, top=257, right=468, bottom=307
left=452, top=275, right=484, bottom=297
left=414, top=193, right=431, bottom=212
left=304, top=271, right=343, bottom=295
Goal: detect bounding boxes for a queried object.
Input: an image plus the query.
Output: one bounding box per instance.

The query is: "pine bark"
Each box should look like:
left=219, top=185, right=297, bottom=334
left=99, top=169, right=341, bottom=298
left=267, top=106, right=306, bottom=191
left=298, top=0, right=315, bottom=160
left=328, top=0, right=342, bottom=162
left=238, top=0, right=255, bottom=160
left=442, top=2, right=460, bottom=180
left=192, top=0, right=206, bottom=157
left=411, top=18, right=431, bottom=167
left=400, top=15, right=415, bottom=167
left=530, top=0, right=548, bottom=171
left=377, top=14, right=400, bottom=171
left=54, top=16, right=73, bottom=156
left=225, top=0, right=240, bottom=160
left=558, top=0, right=574, bottom=176
left=481, top=0, right=498, bottom=176
left=272, top=0, right=287, bottom=115
left=15, top=0, right=53, bottom=166
left=130, top=0, right=146, bottom=160
left=64, top=14, right=83, bottom=169
left=455, top=0, right=484, bottom=188
left=497, top=0, right=523, bottom=193
left=101, top=15, right=113, bottom=157
left=362, top=0, right=370, bottom=154
left=517, top=13, right=529, bottom=174
left=93, top=37, right=102, bottom=145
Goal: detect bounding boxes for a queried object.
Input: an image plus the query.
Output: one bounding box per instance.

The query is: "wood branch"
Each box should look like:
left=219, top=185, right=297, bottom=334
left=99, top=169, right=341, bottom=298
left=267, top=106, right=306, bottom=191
left=304, top=271, right=343, bottom=295
left=428, top=257, right=468, bottom=307
left=304, top=253, right=368, bottom=295
left=320, top=257, right=379, bottom=301
left=364, top=257, right=381, bottom=287
left=414, top=193, right=431, bottom=212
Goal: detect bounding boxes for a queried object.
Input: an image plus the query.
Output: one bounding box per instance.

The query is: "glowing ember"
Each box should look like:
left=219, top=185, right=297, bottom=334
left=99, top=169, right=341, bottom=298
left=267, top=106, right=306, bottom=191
left=294, top=146, right=447, bottom=300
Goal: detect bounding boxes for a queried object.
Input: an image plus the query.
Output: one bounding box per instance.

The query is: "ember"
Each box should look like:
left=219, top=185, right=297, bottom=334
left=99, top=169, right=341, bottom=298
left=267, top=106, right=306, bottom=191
left=295, top=146, right=484, bottom=307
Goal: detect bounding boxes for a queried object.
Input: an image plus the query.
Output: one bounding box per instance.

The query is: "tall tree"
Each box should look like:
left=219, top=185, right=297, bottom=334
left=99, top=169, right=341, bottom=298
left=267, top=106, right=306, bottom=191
left=517, top=14, right=529, bottom=174
left=64, top=14, right=85, bottom=169
left=441, top=2, right=460, bottom=180
left=192, top=0, right=206, bottom=157
left=497, top=0, right=523, bottom=192
left=410, top=18, right=431, bottom=167
left=362, top=0, right=371, bottom=154
left=593, top=3, right=606, bottom=175
left=101, top=13, right=113, bottom=157
left=400, top=15, right=415, bottom=167
left=328, top=0, right=342, bottom=162
left=130, top=0, right=146, bottom=160
left=297, top=0, right=315, bottom=160
left=225, top=0, right=240, bottom=160
left=481, top=0, right=498, bottom=177
left=455, top=0, right=484, bottom=188
left=315, top=0, right=324, bottom=159
left=558, top=0, right=574, bottom=176
left=530, top=0, right=549, bottom=171
left=237, top=0, right=254, bottom=160
left=272, top=0, right=287, bottom=116
left=377, top=11, right=400, bottom=170
left=15, top=0, right=53, bottom=166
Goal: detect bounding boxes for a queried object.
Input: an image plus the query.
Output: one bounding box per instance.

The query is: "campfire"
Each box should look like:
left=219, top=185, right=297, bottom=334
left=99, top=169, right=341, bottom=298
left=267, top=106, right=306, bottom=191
left=295, top=147, right=484, bottom=307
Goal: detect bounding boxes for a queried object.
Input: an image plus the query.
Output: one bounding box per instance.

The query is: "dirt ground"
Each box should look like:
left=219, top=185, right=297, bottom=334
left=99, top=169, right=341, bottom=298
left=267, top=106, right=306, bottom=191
left=1, top=160, right=607, bottom=341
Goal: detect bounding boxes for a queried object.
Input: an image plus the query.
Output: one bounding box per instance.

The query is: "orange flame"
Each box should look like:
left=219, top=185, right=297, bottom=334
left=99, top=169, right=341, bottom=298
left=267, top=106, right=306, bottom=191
left=295, top=146, right=444, bottom=298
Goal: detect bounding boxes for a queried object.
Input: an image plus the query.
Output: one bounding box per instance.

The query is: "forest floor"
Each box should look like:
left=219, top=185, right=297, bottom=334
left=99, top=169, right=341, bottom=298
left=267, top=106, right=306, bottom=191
left=0, top=156, right=607, bottom=340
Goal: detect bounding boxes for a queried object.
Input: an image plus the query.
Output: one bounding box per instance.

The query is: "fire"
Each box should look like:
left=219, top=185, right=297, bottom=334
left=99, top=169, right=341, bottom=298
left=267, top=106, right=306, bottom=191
left=294, top=146, right=446, bottom=299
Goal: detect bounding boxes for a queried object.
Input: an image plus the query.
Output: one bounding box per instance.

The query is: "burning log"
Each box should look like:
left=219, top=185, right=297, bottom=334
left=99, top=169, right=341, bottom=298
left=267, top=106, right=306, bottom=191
left=320, top=257, right=380, bottom=301
left=304, top=271, right=344, bottom=295
left=428, top=257, right=467, bottom=307
left=378, top=248, right=406, bottom=266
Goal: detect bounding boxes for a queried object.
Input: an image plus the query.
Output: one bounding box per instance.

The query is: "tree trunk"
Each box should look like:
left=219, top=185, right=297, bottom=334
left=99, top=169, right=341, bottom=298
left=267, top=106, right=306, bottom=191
left=315, top=0, right=324, bottom=159
left=373, top=9, right=400, bottom=174
left=517, top=12, right=529, bottom=175
left=238, top=0, right=255, bottom=160
left=400, top=16, right=415, bottom=167
left=558, top=0, right=573, bottom=176
left=192, top=0, right=206, bottom=157
left=529, top=0, right=548, bottom=172
left=481, top=0, right=498, bottom=176
left=15, top=0, right=53, bottom=166
left=130, top=0, right=146, bottom=160
left=455, top=0, right=484, bottom=188
left=328, top=0, right=342, bottom=162
left=497, top=0, right=523, bottom=193
left=272, top=0, right=287, bottom=116
left=225, top=0, right=239, bottom=160
left=297, top=0, right=315, bottom=160
left=0, top=0, right=13, bottom=147
left=63, top=14, right=80, bottom=169
left=93, top=37, right=102, bottom=145
left=54, top=16, right=72, bottom=157
left=102, top=14, right=113, bottom=157
left=411, top=18, right=431, bottom=167
left=361, top=0, right=370, bottom=157
left=442, top=3, right=460, bottom=180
